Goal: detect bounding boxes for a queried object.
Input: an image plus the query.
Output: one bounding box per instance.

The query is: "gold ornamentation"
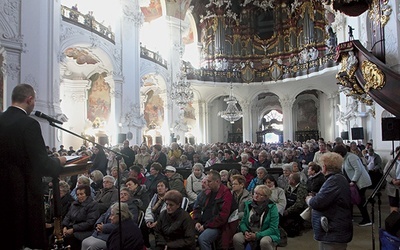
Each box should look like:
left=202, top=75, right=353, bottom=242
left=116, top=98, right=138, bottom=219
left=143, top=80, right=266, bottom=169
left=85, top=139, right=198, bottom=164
left=361, top=60, right=385, bottom=92
left=368, top=0, right=392, bottom=27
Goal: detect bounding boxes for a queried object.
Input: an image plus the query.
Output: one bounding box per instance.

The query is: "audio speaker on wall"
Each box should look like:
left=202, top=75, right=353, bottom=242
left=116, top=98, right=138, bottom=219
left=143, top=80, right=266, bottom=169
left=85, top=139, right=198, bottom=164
left=351, top=127, right=364, bottom=140
left=118, top=133, right=127, bottom=143
left=382, top=118, right=400, bottom=141
left=341, top=131, right=349, bottom=140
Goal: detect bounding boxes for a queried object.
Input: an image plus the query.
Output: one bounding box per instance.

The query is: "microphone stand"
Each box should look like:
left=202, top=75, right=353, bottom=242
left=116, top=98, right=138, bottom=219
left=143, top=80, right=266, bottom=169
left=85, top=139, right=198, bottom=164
left=47, top=121, right=128, bottom=250
left=364, top=147, right=400, bottom=250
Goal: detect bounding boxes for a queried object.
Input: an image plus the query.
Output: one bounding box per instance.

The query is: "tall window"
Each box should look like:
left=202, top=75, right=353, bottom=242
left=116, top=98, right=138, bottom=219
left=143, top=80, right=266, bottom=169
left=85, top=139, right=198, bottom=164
left=262, top=110, right=283, bottom=143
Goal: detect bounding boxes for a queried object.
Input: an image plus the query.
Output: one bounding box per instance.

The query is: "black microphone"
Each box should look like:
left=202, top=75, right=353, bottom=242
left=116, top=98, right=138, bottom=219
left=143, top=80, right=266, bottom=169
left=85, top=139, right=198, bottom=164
left=34, top=111, right=63, bottom=125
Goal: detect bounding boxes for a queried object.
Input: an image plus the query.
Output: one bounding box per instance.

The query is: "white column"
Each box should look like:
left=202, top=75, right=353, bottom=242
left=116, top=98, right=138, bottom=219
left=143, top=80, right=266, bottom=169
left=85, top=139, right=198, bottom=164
left=60, top=79, right=90, bottom=148
left=280, top=96, right=295, bottom=141
left=120, top=0, right=144, bottom=145
left=1, top=47, right=21, bottom=107
left=241, top=100, right=251, bottom=142
left=20, top=0, right=62, bottom=146
left=197, top=100, right=206, bottom=144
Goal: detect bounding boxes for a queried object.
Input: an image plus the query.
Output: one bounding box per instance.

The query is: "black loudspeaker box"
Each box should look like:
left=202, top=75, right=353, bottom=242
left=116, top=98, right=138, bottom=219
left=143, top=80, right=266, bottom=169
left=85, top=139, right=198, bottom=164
left=385, top=211, right=400, bottom=237
left=382, top=118, right=400, bottom=141
left=351, top=127, right=364, bottom=140
left=118, top=133, right=127, bottom=143
left=341, top=131, right=349, bottom=140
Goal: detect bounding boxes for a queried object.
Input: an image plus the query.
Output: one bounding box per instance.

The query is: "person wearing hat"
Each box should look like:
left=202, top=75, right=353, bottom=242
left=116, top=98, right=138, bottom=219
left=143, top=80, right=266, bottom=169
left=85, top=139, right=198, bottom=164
left=165, top=166, right=187, bottom=197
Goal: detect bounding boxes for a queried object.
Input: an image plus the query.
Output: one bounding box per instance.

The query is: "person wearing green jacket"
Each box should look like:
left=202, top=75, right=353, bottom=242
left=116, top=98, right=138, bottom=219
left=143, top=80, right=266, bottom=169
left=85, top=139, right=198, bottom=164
left=233, top=184, right=280, bottom=250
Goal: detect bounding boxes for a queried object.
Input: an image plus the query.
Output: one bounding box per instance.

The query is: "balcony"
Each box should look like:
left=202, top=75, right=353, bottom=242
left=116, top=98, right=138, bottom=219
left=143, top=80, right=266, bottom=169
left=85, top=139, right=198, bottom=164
left=61, top=5, right=115, bottom=44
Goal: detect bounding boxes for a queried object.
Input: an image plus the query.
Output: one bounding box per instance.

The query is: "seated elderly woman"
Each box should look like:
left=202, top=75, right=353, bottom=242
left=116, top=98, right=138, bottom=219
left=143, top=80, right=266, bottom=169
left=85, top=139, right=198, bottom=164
left=106, top=202, right=144, bottom=250
left=247, top=167, right=268, bottom=193
left=62, top=184, right=99, bottom=249
left=154, top=190, right=196, bottom=250
left=185, top=163, right=206, bottom=210
left=233, top=185, right=280, bottom=250
left=277, top=164, right=292, bottom=190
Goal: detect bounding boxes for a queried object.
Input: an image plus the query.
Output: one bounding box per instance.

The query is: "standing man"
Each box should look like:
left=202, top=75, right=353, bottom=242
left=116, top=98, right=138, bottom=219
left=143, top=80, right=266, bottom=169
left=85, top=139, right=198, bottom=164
left=0, top=84, right=67, bottom=249
left=121, top=139, right=135, bottom=168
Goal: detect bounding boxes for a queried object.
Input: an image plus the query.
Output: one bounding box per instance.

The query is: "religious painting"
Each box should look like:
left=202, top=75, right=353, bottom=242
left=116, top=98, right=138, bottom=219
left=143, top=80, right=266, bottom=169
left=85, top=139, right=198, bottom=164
left=87, top=73, right=111, bottom=125
left=165, top=0, right=191, bottom=20
left=296, top=99, right=318, bottom=130
left=140, top=0, right=162, bottom=22
left=144, top=90, right=164, bottom=128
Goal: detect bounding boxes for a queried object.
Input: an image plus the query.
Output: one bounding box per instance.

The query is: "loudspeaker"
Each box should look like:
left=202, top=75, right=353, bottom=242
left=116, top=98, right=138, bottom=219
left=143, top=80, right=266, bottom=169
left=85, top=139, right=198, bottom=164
left=351, top=127, right=364, bottom=140
left=385, top=211, right=400, bottom=237
left=382, top=118, right=400, bottom=141
left=341, top=131, right=349, bottom=140
left=118, top=133, right=127, bottom=143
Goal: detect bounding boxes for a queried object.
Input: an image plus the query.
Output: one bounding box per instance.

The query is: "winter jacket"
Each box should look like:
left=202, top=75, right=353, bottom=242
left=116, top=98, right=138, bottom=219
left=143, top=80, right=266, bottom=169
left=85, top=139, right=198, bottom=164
left=154, top=208, right=196, bottom=250
left=62, top=196, right=99, bottom=241
left=308, top=173, right=353, bottom=243
left=168, top=172, right=187, bottom=197
left=238, top=200, right=280, bottom=244
left=185, top=173, right=205, bottom=204
left=192, top=184, right=233, bottom=229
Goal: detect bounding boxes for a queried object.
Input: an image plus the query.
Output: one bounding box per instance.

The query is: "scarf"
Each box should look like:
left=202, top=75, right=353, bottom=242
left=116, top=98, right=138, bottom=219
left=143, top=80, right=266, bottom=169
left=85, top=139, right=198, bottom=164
left=249, top=199, right=269, bottom=228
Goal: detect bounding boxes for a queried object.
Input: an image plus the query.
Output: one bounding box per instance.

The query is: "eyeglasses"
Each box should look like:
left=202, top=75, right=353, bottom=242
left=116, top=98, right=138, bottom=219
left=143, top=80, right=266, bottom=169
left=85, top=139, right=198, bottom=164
left=253, top=192, right=265, bottom=197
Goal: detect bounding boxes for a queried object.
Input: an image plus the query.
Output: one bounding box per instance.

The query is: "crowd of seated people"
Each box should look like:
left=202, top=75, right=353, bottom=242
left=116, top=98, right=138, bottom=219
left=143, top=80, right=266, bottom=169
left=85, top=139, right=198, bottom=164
left=43, top=137, right=378, bottom=249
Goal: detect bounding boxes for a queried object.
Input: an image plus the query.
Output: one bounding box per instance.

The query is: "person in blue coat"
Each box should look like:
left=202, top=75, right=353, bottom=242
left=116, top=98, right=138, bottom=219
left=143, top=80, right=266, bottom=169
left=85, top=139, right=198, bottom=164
left=306, top=152, right=353, bottom=250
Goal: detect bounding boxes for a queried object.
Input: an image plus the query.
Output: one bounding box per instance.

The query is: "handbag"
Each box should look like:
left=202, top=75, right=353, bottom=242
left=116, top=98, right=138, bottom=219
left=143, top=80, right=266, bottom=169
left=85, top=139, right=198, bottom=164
left=350, top=184, right=361, bottom=205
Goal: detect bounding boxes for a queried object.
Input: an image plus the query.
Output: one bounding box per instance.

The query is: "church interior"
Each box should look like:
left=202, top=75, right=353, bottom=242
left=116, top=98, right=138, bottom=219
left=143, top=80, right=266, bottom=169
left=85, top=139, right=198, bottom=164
left=2, top=0, right=400, bottom=249
left=1, top=1, right=399, bottom=157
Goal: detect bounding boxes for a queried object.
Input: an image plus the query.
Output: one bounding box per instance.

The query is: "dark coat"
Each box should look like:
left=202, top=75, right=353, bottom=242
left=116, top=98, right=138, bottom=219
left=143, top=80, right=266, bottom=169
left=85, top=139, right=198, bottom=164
left=0, top=107, right=63, bottom=249
left=154, top=208, right=196, bottom=250
left=309, top=173, right=353, bottom=243
left=121, top=146, right=136, bottom=167
left=62, top=196, right=100, bottom=241
left=106, top=219, right=144, bottom=250
left=306, top=171, right=326, bottom=194
left=145, top=173, right=168, bottom=197
left=94, top=186, right=119, bottom=214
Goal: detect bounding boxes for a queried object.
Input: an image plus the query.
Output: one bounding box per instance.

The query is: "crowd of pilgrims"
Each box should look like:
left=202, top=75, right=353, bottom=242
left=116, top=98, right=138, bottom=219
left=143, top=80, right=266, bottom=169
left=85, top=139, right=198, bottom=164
left=42, top=137, right=382, bottom=250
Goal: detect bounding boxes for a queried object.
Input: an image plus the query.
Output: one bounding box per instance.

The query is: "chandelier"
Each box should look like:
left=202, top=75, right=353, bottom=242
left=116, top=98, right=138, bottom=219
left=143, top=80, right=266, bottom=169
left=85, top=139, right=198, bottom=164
left=170, top=5, right=194, bottom=109
left=171, top=61, right=194, bottom=108
left=218, top=83, right=243, bottom=123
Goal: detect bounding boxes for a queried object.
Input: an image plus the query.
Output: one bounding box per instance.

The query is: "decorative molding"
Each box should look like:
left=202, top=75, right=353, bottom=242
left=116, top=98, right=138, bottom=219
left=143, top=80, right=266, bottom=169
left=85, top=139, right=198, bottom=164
left=71, top=92, right=86, bottom=102
left=2, top=55, right=20, bottom=80
left=1, top=0, right=20, bottom=42
left=361, top=60, right=385, bottom=92
left=122, top=3, right=144, bottom=27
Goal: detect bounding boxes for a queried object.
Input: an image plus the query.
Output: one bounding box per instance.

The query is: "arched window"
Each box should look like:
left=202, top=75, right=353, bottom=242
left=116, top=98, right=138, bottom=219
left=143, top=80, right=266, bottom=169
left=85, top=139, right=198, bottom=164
left=262, top=110, right=283, bottom=143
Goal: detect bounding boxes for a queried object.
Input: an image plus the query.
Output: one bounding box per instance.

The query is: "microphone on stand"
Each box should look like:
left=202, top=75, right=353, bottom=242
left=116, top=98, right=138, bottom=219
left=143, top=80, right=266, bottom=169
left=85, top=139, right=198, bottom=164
left=34, top=111, right=64, bottom=125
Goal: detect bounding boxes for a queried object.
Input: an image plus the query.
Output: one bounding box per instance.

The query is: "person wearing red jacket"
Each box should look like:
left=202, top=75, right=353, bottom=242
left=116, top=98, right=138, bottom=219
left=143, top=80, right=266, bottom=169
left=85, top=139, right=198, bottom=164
left=192, top=170, right=235, bottom=250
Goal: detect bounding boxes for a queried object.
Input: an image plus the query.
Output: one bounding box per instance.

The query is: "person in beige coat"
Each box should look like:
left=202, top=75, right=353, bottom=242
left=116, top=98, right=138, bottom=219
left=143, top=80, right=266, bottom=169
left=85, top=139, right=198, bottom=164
left=384, top=146, right=400, bottom=213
